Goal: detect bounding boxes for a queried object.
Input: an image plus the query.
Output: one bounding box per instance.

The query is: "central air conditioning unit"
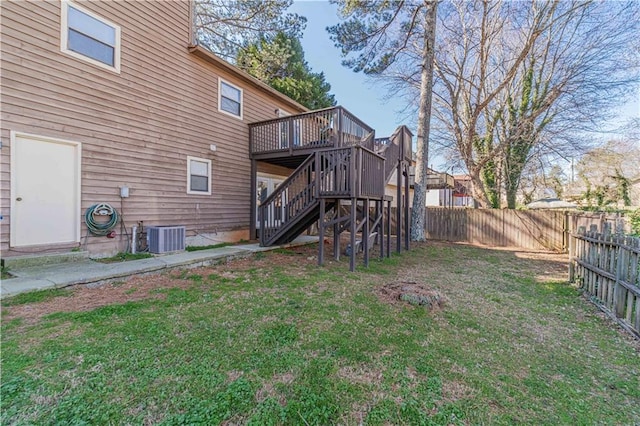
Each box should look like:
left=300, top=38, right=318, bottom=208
left=147, top=225, right=186, bottom=253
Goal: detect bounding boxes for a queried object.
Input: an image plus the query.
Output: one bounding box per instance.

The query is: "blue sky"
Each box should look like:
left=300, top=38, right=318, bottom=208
left=289, top=1, right=640, bottom=169
left=288, top=2, right=413, bottom=140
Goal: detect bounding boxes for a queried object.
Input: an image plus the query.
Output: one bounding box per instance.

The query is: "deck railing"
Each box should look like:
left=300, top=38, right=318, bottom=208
left=250, top=106, right=375, bottom=156
left=316, top=148, right=353, bottom=197
left=358, top=148, right=385, bottom=198
left=377, top=128, right=401, bottom=182
left=426, top=171, right=455, bottom=189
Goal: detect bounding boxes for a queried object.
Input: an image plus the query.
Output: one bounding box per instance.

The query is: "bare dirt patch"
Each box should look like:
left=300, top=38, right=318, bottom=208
left=376, top=281, right=447, bottom=310
left=337, top=365, right=384, bottom=386
left=2, top=244, right=323, bottom=326
left=2, top=275, right=190, bottom=325
left=255, top=372, right=294, bottom=405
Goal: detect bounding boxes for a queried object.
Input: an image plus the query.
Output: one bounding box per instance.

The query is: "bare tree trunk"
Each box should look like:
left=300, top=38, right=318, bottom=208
left=411, top=0, right=438, bottom=242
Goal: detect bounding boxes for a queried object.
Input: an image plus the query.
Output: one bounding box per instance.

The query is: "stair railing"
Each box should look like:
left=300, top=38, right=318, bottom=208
left=380, top=128, right=402, bottom=183
left=259, top=154, right=316, bottom=246
left=260, top=146, right=386, bottom=246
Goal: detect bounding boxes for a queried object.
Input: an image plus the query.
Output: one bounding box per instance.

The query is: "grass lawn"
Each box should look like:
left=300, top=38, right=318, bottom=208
left=2, top=242, right=639, bottom=425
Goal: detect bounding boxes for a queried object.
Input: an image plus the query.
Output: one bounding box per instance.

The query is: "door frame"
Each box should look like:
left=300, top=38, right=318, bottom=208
left=256, top=173, right=285, bottom=229
left=10, top=131, right=82, bottom=247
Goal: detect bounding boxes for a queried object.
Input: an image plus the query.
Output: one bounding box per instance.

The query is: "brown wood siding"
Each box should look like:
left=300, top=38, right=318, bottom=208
left=0, top=1, right=305, bottom=255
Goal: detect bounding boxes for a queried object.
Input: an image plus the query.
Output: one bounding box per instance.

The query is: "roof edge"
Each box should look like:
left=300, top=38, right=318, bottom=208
left=188, top=44, right=308, bottom=114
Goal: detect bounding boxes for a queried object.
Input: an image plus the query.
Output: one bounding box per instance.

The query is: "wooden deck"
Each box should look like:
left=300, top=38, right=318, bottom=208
left=426, top=171, right=455, bottom=189
left=249, top=106, right=375, bottom=168
left=249, top=106, right=413, bottom=270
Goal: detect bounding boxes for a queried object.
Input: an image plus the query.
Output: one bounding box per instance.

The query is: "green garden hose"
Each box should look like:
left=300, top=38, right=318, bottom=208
left=84, top=203, right=119, bottom=236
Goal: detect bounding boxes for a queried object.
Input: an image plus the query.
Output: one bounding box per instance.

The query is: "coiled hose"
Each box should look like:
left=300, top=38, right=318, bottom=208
left=84, top=203, right=119, bottom=236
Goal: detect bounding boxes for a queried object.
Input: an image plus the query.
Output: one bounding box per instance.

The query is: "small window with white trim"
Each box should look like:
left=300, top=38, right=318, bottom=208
left=187, top=156, right=211, bottom=195
left=218, top=79, right=243, bottom=119
left=61, top=1, right=121, bottom=72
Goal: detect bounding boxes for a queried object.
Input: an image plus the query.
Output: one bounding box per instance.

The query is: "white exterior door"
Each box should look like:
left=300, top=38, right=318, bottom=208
left=11, top=132, right=81, bottom=247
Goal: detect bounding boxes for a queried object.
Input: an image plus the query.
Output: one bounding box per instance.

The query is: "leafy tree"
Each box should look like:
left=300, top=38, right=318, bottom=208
left=498, top=58, right=556, bottom=208
left=237, top=33, right=336, bottom=110
left=572, top=140, right=640, bottom=208
left=194, top=0, right=306, bottom=63
left=519, top=162, right=568, bottom=205
left=328, top=0, right=438, bottom=241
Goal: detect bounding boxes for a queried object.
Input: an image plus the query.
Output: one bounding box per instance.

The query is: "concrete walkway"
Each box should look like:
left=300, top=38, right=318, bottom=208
left=0, top=236, right=319, bottom=299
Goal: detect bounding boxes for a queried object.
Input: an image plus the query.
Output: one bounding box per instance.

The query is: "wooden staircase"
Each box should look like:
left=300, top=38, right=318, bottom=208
left=258, top=146, right=384, bottom=246
left=249, top=106, right=413, bottom=270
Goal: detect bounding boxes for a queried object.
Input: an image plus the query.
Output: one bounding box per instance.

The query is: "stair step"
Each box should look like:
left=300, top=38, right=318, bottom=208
left=2, top=251, right=90, bottom=269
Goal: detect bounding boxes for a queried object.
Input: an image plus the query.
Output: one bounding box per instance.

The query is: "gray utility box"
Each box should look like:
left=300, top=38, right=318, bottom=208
left=147, top=225, right=186, bottom=253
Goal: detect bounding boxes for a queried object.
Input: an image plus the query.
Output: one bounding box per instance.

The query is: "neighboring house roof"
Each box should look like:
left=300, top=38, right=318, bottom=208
left=188, top=44, right=308, bottom=115
left=526, top=198, right=577, bottom=210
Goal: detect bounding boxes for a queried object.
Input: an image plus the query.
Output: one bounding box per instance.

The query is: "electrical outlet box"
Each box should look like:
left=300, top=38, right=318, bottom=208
left=120, top=186, right=130, bottom=198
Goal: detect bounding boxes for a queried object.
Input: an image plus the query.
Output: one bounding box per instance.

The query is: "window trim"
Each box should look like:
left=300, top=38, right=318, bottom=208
left=218, top=78, right=243, bottom=120
left=187, top=156, right=212, bottom=195
left=60, top=0, right=121, bottom=73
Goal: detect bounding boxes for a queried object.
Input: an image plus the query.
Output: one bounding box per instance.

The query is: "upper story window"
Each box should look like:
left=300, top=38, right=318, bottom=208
left=61, top=1, right=121, bottom=73
left=219, top=79, right=243, bottom=119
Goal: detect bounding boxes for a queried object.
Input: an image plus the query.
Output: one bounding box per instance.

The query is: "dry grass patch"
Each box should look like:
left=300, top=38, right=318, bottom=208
left=337, top=365, right=384, bottom=386
left=441, top=380, right=477, bottom=403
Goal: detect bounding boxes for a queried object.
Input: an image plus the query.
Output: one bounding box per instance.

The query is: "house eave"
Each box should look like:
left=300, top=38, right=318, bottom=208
left=188, top=44, right=308, bottom=114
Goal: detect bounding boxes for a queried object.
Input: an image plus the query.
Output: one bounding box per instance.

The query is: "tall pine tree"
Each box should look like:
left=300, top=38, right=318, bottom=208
left=237, top=33, right=336, bottom=110
left=328, top=1, right=438, bottom=241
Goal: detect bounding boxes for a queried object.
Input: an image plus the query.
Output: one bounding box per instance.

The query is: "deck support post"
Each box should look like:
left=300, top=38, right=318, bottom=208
left=364, top=199, right=370, bottom=267
left=250, top=159, right=257, bottom=241
left=318, top=198, right=326, bottom=266
left=350, top=198, right=357, bottom=272
left=386, top=199, right=391, bottom=257
left=396, top=159, right=402, bottom=254
left=333, top=201, right=340, bottom=261
left=377, top=200, right=384, bottom=259
left=404, top=162, right=410, bottom=251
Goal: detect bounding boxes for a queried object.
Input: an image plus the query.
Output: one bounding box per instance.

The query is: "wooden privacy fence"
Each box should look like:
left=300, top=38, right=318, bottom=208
left=424, top=208, right=567, bottom=251
left=423, top=209, right=631, bottom=252
left=569, top=230, right=640, bottom=338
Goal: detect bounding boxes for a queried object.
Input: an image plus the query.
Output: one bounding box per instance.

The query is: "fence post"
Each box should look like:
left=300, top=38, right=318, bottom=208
left=568, top=230, right=575, bottom=282
left=613, top=235, right=626, bottom=318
